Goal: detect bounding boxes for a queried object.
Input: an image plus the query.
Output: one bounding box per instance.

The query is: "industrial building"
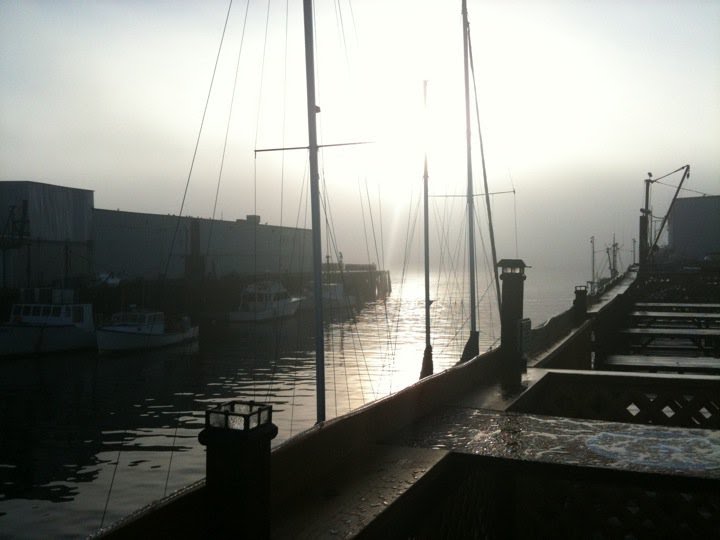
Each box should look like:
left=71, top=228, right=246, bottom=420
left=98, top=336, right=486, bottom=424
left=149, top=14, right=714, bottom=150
left=1, top=181, right=312, bottom=289
left=667, top=195, right=720, bottom=261
left=94, top=209, right=312, bottom=281
left=0, top=181, right=94, bottom=289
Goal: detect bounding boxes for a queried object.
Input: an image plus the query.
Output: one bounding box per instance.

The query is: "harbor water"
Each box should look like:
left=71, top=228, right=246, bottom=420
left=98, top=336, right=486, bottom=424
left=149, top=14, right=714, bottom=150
left=0, top=270, right=581, bottom=538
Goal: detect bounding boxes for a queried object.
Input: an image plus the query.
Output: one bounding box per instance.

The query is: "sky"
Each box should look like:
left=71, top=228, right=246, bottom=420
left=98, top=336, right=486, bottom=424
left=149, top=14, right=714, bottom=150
left=1, top=0, right=719, bottom=281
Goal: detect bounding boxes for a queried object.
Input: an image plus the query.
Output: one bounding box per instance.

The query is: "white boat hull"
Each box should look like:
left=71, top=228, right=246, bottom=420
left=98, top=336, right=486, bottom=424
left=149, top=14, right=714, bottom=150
left=0, top=324, right=96, bottom=356
left=97, top=326, right=199, bottom=352
left=226, top=297, right=301, bottom=323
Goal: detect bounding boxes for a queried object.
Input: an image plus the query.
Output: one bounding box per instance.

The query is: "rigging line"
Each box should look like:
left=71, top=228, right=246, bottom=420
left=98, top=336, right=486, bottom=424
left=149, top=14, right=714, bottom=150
left=158, top=0, right=234, bottom=500
left=467, top=28, right=501, bottom=314
left=357, top=180, right=381, bottom=399
left=100, top=427, right=125, bottom=529
left=653, top=179, right=708, bottom=196
left=378, top=186, right=386, bottom=276
left=392, top=193, right=421, bottom=367
left=288, top=163, right=311, bottom=436
left=368, top=184, right=391, bottom=347
left=163, top=0, right=233, bottom=281
left=334, top=0, right=350, bottom=67
left=208, top=0, right=251, bottom=256
left=652, top=165, right=689, bottom=182
left=280, top=0, right=289, bottom=231
left=364, top=183, right=383, bottom=277
left=318, top=178, right=372, bottom=405
left=508, top=171, right=519, bottom=257
left=428, top=189, right=515, bottom=198
left=255, top=141, right=372, bottom=153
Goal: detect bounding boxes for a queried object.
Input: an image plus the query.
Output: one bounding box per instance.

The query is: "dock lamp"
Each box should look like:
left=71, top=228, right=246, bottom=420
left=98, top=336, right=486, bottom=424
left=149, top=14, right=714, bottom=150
left=498, top=259, right=528, bottom=392
left=199, top=401, right=278, bottom=538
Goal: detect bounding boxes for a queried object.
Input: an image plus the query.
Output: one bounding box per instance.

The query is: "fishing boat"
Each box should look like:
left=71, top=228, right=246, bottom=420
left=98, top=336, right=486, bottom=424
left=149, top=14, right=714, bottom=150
left=226, top=281, right=302, bottom=323
left=0, top=289, right=96, bottom=356
left=96, top=309, right=198, bottom=353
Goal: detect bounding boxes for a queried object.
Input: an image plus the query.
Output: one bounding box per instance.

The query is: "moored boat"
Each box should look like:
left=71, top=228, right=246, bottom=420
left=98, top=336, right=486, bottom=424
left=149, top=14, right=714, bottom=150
left=299, top=281, right=357, bottom=314
left=96, top=309, right=198, bottom=353
left=227, top=281, right=302, bottom=323
left=0, top=289, right=95, bottom=356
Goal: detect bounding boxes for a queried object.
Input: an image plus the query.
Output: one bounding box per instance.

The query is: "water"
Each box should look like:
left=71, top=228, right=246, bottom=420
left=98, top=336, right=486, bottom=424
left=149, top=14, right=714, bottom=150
left=0, top=271, right=580, bottom=538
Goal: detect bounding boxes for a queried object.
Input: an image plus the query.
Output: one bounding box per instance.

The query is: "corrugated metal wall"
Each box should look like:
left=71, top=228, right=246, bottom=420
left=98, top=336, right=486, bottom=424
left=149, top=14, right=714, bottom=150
left=93, top=209, right=312, bottom=280
left=668, top=196, right=720, bottom=260
left=0, top=181, right=94, bottom=288
left=1, top=182, right=313, bottom=288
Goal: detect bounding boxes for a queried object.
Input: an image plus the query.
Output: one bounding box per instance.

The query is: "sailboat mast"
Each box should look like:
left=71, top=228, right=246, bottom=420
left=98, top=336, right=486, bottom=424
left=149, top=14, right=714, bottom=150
left=462, top=0, right=479, bottom=356
left=421, top=81, right=433, bottom=378
left=303, top=0, right=326, bottom=423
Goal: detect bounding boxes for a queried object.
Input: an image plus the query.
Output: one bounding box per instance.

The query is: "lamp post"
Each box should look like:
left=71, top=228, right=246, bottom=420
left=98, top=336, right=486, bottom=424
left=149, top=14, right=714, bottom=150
left=498, top=259, right=528, bottom=392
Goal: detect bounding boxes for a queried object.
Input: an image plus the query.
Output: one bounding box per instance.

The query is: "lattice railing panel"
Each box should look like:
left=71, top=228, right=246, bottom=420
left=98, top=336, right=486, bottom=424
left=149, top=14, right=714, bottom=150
left=510, top=373, right=720, bottom=429
left=518, top=471, right=720, bottom=539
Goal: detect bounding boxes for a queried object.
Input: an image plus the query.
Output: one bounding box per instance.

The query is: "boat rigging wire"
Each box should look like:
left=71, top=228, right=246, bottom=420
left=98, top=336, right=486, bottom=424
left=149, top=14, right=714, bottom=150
left=428, top=189, right=515, bottom=198
left=163, top=0, right=233, bottom=281
left=508, top=172, right=519, bottom=258
left=467, top=24, right=501, bottom=314
left=654, top=179, right=708, bottom=196
left=207, top=0, right=251, bottom=255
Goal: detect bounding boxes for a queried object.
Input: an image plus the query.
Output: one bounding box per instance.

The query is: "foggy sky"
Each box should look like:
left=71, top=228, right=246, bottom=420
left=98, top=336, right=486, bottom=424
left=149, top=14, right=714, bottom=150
left=1, top=0, right=719, bottom=281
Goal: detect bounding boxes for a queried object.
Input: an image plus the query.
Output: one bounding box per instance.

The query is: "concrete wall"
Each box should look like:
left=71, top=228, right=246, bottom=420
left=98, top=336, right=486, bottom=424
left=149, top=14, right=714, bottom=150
left=93, top=209, right=312, bottom=280
left=668, top=196, right=720, bottom=261
left=0, top=181, right=94, bottom=288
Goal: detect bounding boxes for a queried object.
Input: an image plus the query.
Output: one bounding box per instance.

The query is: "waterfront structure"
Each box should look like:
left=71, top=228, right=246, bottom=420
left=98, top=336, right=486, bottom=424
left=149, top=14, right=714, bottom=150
left=667, top=195, right=720, bottom=261
left=0, top=181, right=94, bottom=289
left=93, top=209, right=312, bottom=282
left=0, top=181, right=312, bottom=290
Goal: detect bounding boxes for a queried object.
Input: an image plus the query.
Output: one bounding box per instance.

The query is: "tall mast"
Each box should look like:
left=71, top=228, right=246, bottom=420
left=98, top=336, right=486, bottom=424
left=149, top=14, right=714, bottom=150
left=303, top=0, right=325, bottom=423
left=420, top=81, right=433, bottom=378
left=460, top=0, right=479, bottom=361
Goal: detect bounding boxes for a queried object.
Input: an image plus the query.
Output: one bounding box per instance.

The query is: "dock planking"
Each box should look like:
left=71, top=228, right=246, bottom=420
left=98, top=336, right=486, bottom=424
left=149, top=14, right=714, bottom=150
left=604, top=354, right=720, bottom=374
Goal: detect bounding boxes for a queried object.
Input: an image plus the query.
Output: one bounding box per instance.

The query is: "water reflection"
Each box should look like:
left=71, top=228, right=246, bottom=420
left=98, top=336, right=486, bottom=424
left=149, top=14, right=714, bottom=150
left=0, top=274, right=507, bottom=537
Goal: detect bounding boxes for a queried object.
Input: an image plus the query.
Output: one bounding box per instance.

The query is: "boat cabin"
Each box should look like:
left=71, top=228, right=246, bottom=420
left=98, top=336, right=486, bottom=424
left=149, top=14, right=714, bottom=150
left=107, top=311, right=165, bottom=335
left=9, top=303, right=94, bottom=330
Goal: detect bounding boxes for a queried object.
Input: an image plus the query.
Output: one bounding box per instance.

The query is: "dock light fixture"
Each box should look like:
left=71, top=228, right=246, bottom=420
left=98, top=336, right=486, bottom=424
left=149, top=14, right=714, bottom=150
left=199, top=400, right=278, bottom=538
left=498, top=259, right=528, bottom=393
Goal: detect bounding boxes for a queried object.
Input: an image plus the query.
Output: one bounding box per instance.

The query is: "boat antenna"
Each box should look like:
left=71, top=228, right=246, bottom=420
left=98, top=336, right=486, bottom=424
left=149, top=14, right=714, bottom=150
left=460, top=0, right=479, bottom=361
left=420, top=80, right=433, bottom=378
left=303, top=0, right=326, bottom=423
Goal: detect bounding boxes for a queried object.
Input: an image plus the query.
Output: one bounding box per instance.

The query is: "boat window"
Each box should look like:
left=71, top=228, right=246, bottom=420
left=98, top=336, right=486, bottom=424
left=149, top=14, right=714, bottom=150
left=73, top=306, right=83, bottom=323
left=64, top=306, right=71, bottom=318
left=22, top=305, right=31, bottom=316
left=32, top=306, right=41, bottom=316
left=13, top=305, right=21, bottom=316
left=42, top=306, right=51, bottom=317
left=52, top=306, right=61, bottom=317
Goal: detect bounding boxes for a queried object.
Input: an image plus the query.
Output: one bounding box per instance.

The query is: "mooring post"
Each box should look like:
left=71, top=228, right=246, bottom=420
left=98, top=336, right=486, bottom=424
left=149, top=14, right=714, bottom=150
left=498, top=259, right=527, bottom=392
left=573, top=285, right=588, bottom=324
left=199, top=401, right=278, bottom=538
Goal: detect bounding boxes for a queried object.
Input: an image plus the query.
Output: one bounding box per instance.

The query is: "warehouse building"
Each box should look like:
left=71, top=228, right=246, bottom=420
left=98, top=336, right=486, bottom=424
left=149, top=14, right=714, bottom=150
left=0, top=181, right=94, bottom=289
left=1, top=181, right=312, bottom=289
left=667, top=195, right=720, bottom=261
left=93, top=209, right=312, bottom=281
